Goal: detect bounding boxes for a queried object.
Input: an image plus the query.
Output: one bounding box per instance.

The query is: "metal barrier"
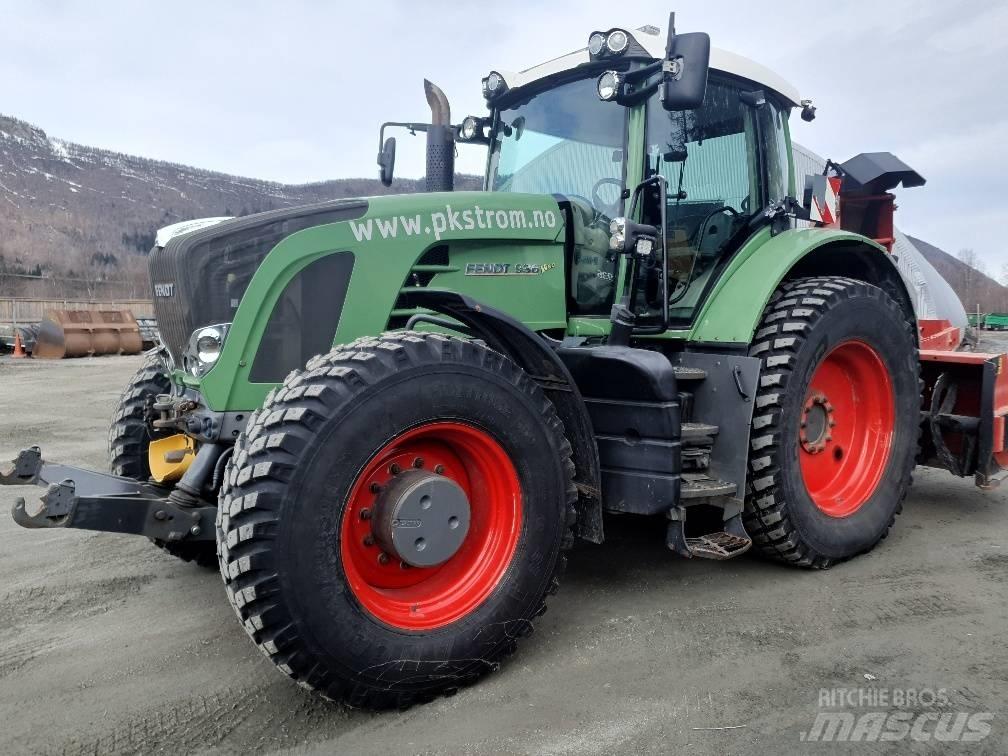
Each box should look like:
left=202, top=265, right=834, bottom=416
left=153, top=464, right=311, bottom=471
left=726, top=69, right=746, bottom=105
left=0, top=298, right=154, bottom=324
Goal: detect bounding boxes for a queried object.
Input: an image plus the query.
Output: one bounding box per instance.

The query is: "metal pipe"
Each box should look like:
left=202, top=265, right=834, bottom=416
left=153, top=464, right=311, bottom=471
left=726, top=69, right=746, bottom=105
left=424, top=79, right=455, bottom=192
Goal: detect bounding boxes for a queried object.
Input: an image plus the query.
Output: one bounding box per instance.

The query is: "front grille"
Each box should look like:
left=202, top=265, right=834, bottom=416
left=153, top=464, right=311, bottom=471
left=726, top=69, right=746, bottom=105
left=148, top=199, right=368, bottom=364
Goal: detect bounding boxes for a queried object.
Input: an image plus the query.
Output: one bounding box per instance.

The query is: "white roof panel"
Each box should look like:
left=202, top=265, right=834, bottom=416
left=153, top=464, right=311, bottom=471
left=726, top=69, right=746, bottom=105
left=503, top=27, right=802, bottom=107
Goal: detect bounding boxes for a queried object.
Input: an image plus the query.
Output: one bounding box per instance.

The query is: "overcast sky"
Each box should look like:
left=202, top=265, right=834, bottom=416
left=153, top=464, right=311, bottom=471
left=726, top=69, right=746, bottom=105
left=2, top=0, right=1006, bottom=273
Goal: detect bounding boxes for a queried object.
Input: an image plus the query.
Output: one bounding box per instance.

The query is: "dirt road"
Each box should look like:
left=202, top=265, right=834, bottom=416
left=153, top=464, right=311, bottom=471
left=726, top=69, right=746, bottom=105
left=1, top=352, right=1006, bottom=754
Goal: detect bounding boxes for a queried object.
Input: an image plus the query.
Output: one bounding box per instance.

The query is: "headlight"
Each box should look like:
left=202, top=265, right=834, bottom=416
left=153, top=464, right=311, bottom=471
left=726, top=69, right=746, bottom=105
left=597, top=70, right=622, bottom=101
left=184, top=323, right=230, bottom=377
left=587, top=32, right=606, bottom=56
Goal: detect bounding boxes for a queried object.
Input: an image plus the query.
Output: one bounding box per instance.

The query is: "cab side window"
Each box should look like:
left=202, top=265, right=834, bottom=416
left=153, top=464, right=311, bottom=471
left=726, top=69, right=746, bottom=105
left=642, top=78, right=760, bottom=323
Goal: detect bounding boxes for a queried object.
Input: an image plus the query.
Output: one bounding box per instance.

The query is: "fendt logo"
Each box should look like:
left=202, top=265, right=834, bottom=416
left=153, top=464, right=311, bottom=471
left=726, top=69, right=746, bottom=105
left=153, top=283, right=175, bottom=298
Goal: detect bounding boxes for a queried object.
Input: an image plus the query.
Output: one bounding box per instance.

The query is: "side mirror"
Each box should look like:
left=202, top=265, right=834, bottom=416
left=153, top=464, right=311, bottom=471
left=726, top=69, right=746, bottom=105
left=660, top=14, right=710, bottom=112
left=378, top=137, right=396, bottom=187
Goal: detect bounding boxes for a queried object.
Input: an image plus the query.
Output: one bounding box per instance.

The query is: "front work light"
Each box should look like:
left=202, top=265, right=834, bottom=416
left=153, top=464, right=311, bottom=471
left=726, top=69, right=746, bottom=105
left=606, top=29, right=629, bottom=54
left=597, top=70, right=622, bottom=101
left=587, top=28, right=632, bottom=59
left=609, top=217, right=626, bottom=252
left=460, top=116, right=480, bottom=140
left=482, top=71, right=508, bottom=100
left=634, top=237, right=655, bottom=257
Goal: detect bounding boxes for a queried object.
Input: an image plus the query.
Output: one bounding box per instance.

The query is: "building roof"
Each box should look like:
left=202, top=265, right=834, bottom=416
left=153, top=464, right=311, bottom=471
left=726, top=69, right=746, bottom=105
left=499, top=26, right=802, bottom=107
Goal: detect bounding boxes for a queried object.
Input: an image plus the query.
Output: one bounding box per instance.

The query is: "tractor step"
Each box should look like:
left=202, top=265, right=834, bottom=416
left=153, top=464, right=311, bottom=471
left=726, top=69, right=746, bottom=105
left=681, top=422, right=719, bottom=444
left=665, top=511, right=752, bottom=560
left=672, top=366, right=707, bottom=382
left=680, top=473, right=737, bottom=499
left=685, top=531, right=752, bottom=560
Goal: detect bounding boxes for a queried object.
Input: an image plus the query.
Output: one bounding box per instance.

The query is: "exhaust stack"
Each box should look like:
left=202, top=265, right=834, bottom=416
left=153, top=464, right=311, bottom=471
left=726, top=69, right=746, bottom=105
left=424, top=79, right=454, bottom=192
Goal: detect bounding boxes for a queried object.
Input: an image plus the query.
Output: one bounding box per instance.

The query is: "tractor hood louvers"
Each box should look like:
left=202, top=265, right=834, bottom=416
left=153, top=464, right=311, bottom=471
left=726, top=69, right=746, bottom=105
left=148, top=199, right=368, bottom=366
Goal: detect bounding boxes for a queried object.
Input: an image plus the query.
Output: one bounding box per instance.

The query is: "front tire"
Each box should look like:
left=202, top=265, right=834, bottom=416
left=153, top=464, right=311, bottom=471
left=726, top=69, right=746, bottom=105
left=107, top=354, right=216, bottom=568
left=217, top=333, right=577, bottom=708
left=744, top=277, right=920, bottom=568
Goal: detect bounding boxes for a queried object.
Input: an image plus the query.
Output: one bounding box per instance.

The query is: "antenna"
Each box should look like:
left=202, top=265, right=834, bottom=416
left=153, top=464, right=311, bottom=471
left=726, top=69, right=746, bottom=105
left=665, top=12, right=676, bottom=57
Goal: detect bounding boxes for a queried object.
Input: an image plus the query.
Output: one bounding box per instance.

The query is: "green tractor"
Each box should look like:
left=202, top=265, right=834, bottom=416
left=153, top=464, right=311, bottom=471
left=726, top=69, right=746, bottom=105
left=4, top=16, right=1007, bottom=709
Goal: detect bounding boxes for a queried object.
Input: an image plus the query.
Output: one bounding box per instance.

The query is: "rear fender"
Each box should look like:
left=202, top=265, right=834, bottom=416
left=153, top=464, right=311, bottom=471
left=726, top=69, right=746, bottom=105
left=689, top=228, right=916, bottom=346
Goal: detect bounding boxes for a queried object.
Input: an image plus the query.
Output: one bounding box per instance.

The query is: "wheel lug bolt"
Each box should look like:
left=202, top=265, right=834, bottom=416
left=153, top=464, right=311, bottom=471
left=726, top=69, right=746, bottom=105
left=359, top=508, right=371, bottom=521
left=400, top=560, right=411, bottom=570
left=389, top=463, right=401, bottom=475
left=363, top=535, right=375, bottom=547
left=370, top=482, right=382, bottom=494
left=434, top=464, right=445, bottom=475
left=413, top=457, right=424, bottom=468
left=378, top=552, right=390, bottom=565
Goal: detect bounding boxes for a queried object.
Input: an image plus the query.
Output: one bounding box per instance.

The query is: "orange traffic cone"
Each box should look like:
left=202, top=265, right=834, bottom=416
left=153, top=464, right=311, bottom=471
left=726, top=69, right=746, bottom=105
left=11, top=331, right=27, bottom=358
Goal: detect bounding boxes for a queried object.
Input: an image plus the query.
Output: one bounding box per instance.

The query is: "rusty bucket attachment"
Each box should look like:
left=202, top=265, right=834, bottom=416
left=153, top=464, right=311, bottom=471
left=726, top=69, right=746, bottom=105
left=33, top=309, right=143, bottom=359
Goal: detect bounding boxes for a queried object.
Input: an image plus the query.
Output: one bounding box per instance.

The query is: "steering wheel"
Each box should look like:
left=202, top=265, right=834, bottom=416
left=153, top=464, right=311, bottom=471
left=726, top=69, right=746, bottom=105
left=591, top=178, right=624, bottom=218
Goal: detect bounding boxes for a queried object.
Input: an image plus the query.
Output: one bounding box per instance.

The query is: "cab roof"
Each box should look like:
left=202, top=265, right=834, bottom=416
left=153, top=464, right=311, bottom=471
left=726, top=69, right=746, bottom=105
left=498, top=26, right=802, bottom=108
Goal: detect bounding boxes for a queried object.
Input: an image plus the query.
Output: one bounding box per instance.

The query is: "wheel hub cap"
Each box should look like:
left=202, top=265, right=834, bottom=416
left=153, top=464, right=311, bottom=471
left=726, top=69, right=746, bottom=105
left=800, top=393, right=835, bottom=454
left=372, top=470, right=471, bottom=567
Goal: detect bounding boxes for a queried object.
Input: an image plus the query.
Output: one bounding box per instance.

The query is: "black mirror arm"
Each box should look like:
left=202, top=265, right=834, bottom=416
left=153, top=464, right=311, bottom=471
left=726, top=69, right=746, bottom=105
left=378, top=121, right=430, bottom=154
left=609, top=175, right=669, bottom=344
left=748, top=196, right=810, bottom=235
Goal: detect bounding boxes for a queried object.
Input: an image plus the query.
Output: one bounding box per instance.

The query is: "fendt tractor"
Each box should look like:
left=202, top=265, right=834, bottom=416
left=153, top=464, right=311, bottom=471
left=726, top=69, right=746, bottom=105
left=3, top=16, right=1007, bottom=708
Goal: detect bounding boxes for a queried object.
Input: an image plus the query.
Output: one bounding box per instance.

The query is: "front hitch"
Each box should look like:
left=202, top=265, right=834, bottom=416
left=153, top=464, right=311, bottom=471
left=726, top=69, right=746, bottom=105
left=1, top=447, right=215, bottom=541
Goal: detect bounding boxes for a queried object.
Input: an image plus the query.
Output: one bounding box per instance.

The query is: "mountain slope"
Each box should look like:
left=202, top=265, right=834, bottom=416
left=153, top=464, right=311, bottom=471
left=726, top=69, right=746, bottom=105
left=908, top=235, right=1008, bottom=314
left=0, top=114, right=476, bottom=298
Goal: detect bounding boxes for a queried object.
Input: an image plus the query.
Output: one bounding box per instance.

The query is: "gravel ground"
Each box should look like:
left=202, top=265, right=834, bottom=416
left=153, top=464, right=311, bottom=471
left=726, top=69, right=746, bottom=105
left=1, top=345, right=1007, bottom=755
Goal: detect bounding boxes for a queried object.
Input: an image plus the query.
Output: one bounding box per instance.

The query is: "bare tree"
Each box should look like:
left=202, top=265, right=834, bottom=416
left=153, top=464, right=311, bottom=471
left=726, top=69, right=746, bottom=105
left=1001, top=261, right=1008, bottom=288
left=957, top=248, right=987, bottom=310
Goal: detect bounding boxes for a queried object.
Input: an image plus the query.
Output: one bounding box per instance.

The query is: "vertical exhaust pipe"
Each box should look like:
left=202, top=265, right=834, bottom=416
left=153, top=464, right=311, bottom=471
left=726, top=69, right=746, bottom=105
left=424, top=79, right=454, bottom=192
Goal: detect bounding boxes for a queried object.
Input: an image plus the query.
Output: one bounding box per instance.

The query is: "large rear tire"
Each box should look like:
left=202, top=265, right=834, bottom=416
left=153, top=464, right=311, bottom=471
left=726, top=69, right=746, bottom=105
left=744, top=277, right=919, bottom=568
left=216, top=333, right=577, bottom=708
left=107, top=354, right=216, bottom=568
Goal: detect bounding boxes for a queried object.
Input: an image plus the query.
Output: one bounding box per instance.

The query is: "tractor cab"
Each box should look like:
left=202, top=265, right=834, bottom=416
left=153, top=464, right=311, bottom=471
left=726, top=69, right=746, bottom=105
left=382, top=19, right=806, bottom=342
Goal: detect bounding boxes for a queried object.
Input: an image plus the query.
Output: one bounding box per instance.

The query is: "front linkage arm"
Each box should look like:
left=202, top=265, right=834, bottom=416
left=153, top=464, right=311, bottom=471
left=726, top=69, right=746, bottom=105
left=1, top=447, right=215, bottom=541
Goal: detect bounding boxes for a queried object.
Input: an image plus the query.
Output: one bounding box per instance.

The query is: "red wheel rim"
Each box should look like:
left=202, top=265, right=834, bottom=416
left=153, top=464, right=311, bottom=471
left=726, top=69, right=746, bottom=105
left=340, top=422, right=522, bottom=630
left=798, top=340, right=895, bottom=517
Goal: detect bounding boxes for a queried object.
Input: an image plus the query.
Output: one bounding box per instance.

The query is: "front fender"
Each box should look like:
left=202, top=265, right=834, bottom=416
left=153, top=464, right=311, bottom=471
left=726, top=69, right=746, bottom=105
left=688, top=227, right=909, bottom=346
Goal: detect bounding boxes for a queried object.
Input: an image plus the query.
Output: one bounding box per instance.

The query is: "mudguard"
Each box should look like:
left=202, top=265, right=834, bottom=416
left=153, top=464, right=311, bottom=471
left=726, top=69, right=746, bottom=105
left=687, top=227, right=915, bottom=346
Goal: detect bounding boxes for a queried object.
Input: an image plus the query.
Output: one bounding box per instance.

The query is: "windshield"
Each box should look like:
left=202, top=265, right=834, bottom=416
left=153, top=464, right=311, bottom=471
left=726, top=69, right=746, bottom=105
left=488, top=76, right=627, bottom=220
left=488, top=76, right=628, bottom=316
